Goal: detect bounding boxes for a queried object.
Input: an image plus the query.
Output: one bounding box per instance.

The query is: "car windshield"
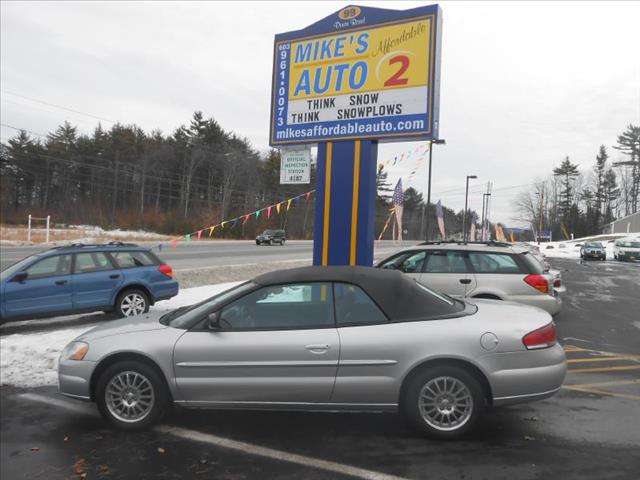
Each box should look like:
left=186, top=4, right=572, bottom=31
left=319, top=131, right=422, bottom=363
left=0, top=255, right=38, bottom=281
left=622, top=241, right=640, bottom=248
left=585, top=242, right=602, bottom=248
left=262, top=230, right=275, bottom=235
left=160, top=281, right=257, bottom=329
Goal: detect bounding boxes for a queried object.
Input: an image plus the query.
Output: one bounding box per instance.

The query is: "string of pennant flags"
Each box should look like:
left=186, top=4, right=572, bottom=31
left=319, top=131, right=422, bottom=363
left=378, top=142, right=431, bottom=185
left=169, top=190, right=315, bottom=249
left=166, top=143, right=432, bottom=249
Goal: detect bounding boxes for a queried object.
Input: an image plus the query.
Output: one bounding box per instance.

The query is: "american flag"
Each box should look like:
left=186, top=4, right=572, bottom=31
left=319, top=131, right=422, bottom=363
left=392, top=179, right=404, bottom=206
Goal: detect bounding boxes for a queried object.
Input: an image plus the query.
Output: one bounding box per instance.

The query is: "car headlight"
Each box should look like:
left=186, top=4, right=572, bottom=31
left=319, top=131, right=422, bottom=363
left=61, top=341, right=89, bottom=361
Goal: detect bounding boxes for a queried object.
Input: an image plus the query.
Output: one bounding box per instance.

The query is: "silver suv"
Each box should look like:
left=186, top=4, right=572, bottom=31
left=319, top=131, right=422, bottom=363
left=377, top=241, right=562, bottom=315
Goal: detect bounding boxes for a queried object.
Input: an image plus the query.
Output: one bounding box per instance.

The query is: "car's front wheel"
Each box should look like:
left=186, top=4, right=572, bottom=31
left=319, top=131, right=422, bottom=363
left=96, top=361, right=168, bottom=430
left=116, top=289, right=150, bottom=317
left=402, top=366, right=484, bottom=439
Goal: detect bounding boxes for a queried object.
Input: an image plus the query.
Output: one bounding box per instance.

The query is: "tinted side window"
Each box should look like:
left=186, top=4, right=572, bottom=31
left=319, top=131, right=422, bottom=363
left=111, top=251, right=155, bottom=268
left=26, top=255, right=71, bottom=278
left=219, top=283, right=333, bottom=330
left=334, top=283, right=387, bottom=326
left=378, top=251, right=426, bottom=273
left=378, top=252, right=411, bottom=270
left=425, top=251, right=468, bottom=273
left=469, top=253, right=522, bottom=273
left=73, top=252, right=113, bottom=274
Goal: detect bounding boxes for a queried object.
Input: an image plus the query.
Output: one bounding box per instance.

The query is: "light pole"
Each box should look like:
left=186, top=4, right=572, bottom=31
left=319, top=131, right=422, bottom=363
left=423, top=139, right=446, bottom=241
left=462, top=175, right=478, bottom=243
left=481, top=192, right=491, bottom=241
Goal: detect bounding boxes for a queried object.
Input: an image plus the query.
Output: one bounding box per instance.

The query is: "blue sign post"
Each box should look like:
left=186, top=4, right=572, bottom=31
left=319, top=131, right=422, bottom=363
left=270, top=4, right=443, bottom=266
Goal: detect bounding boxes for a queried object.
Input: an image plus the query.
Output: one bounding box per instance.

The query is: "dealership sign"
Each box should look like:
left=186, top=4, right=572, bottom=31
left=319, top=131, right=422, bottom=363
left=269, top=4, right=442, bottom=145
left=280, top=147, right=311, bottom=184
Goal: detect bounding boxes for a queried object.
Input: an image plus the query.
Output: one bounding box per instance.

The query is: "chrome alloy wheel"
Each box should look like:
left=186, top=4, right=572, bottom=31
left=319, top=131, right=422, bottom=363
left=120, top=293, right=146, bottom=316
left=105, top=371, right=155, bottom=423
left=418, top=376, right=473, bottom=431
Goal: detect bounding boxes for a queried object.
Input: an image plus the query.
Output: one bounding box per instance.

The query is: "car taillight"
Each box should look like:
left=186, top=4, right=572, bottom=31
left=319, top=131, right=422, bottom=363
left=523, top=322, right=557, bottom=350
left=524, top=274, right=549, bottom=294
left=159, top=264, right=173, bottom=278
left=553, top=279, right=561, bottom=288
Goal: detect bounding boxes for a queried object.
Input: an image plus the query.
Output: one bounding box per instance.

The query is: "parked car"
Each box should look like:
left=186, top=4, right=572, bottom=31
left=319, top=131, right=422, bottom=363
left=377, top=241, right=562, bottom=315
left=0, top=242, right=178, bottom=323
left=58, top=266, right=566, bottom=438
left=256, top=229, right=286, bottom=246
left=517, top=243, right=566, bottom=298
left=613, top=238, right=640, bottom=262
left=580, top=242, right=606, bottom=261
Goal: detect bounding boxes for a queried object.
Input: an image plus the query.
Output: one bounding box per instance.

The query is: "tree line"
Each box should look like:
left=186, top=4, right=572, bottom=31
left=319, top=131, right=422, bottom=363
left=515, top=124, right=639, bottom=239
left=0, top=110, right=486, bottom=240
left=0, top=112, right=318, bottom=237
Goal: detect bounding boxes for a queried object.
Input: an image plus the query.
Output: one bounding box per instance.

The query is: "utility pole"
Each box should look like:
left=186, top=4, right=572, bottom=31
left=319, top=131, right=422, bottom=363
left=538, top=189, right=544, bottom=245
left=481, top=182, right=492, bottom=242
left=462, top=175, right=478, bottom=243
left=484, top=182, right=493, bottom=240
left=424, top=139, right=446, bottom=241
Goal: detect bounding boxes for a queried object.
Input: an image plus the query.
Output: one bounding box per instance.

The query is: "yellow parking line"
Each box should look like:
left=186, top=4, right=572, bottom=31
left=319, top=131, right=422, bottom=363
left=563, top=345, right=588, bottom=352
left=568, top=365, right=640, bottom=374
left=564, top=346, right=640, bottom=359
left=567, top=357, right=638, bottom=364
left=564, top=380, right=640, bottom=389
left=562, top=386, right=640, bottom=401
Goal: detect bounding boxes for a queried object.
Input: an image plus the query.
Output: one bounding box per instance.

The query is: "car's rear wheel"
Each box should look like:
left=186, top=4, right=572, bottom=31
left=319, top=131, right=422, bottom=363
left=116, top=289, right=149, bottom=317
left=96, top=361, right=168, bottom=430
left=402, top=366, right=484, bottom=439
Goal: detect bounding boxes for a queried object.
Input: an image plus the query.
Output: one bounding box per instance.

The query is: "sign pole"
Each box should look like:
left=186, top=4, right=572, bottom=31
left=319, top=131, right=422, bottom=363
left=312, top=140, right=377, bottom=266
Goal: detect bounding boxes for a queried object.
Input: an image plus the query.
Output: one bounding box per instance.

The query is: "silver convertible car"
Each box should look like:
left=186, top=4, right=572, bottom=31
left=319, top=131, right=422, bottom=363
left=59, top=266, right=567, bottom=438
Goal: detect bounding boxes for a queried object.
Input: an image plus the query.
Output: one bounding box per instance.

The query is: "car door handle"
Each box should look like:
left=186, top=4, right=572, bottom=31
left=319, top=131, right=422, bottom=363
left=109, top=274, right=120, bottom=279
left=55, top=280, right=67, bottom=285
left=459, top=278, right=472, bottom=284
left=305, top=344, right=330, bottom=354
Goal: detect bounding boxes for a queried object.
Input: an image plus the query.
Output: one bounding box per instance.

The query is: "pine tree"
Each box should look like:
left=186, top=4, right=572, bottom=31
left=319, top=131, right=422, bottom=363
left=613, top=124, right=640, bottom=214
left=376, top=165, right=393, bottom=202
left=602, top=169, right=620, bottom=224
left=553, top=156, right=579, bottom=221
left=594, top=145, right=607, bottom=216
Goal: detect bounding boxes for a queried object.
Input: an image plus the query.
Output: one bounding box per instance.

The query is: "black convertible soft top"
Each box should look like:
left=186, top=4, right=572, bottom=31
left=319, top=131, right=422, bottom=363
left=254, top=266, right=464, bottom=321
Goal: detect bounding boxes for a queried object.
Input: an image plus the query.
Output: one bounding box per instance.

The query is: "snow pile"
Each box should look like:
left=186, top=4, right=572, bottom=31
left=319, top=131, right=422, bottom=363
left=531, top=232, right=640, bottom=259
left=0, top=282, right=240, bottom=388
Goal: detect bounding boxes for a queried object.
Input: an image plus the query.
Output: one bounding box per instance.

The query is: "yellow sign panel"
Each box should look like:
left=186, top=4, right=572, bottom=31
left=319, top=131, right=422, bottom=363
left=289, top=19, right=431, bottom=100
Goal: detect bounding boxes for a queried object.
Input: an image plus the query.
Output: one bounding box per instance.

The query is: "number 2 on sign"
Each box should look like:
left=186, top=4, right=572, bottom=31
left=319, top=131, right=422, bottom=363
left=384, top=55, right=410, bottom=87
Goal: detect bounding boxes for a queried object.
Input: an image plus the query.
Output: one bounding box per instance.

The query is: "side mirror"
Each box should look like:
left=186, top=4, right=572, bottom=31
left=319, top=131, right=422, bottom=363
left=12, top=271, right=28, bottom=283
left=207, top=312, right=221, bottom=331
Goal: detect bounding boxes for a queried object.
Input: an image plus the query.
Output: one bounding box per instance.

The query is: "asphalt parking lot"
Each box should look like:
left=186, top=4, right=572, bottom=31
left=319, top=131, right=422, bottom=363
left=1, top=257, right=639, bottom=480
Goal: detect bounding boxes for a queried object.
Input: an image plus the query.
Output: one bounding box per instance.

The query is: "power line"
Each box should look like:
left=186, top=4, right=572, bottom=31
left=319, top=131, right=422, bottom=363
left=1, top=90, right=116, bottom=123
left=1, top=122, right=49, bottom=138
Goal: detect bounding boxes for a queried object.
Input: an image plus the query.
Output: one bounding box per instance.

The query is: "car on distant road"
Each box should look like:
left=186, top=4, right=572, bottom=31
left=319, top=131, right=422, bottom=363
left=0, top=242, right=178, bottom=323
left=255, top=229, right=286, bottom=246
left=58, top=266, right=566, bottom=438
left=580, top=242, right=606, bottom=261
left=613, top=238, right=640, bottom=262
left=377, top=241, right=562, bottom=315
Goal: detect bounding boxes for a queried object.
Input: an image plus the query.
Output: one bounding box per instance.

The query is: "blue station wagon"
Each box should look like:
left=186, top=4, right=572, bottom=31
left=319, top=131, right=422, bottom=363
left=0, top=243, right=179, bottom=323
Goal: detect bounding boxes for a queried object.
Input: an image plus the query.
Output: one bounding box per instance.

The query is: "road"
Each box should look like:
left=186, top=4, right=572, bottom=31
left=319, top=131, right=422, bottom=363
left=0, top=240, right=413, bottom=271
left=1, top=256, right=639, bottom=479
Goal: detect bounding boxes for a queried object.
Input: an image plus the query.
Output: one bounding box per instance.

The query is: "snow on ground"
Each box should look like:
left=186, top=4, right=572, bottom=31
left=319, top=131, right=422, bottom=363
left=0, top=282, right=240, bottom=388
left=0, top=224, right=170, bottom=245
left=531, top=232, right=640, bottom=259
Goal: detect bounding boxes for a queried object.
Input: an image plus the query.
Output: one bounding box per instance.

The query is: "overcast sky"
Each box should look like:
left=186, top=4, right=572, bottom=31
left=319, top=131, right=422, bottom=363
left=2, top=1, right=639, bottom=225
